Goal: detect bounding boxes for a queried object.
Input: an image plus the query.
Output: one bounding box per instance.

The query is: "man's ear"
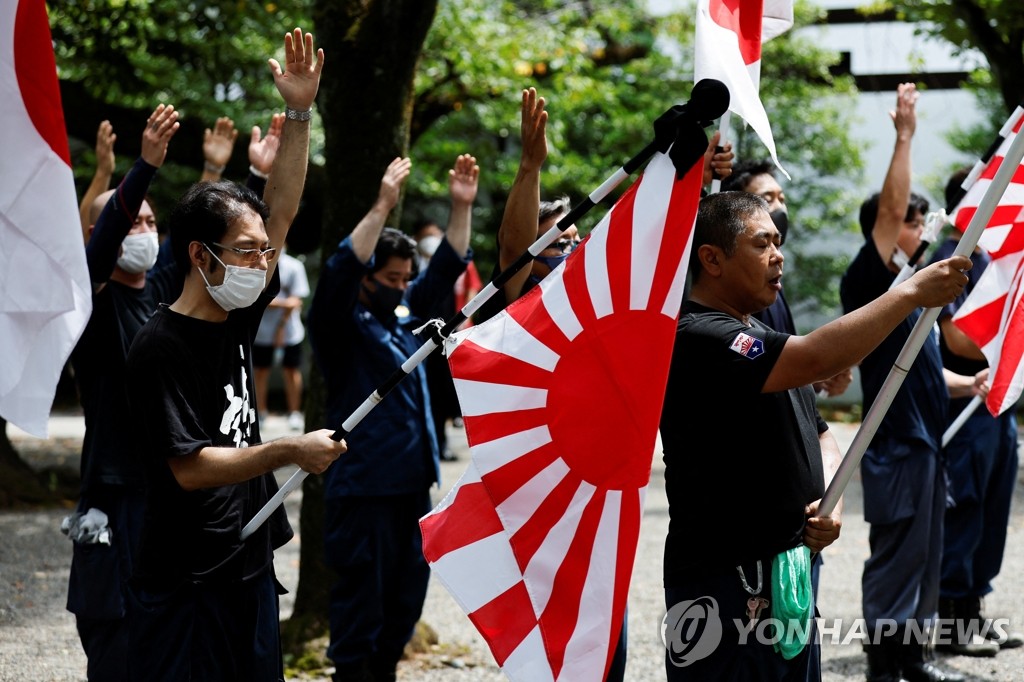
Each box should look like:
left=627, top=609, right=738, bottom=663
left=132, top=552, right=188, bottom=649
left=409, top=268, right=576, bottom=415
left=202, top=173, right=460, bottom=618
left=188, top=241, right=207, bottom=269
left=697, top=244, right=723, bottom=277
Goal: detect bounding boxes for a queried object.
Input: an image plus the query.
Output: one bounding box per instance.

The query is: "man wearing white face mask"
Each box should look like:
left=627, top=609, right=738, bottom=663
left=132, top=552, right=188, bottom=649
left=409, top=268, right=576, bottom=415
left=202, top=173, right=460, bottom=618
left=66, top=101, right=183, bottom=681
left=124, top=29, right=346, bottom=680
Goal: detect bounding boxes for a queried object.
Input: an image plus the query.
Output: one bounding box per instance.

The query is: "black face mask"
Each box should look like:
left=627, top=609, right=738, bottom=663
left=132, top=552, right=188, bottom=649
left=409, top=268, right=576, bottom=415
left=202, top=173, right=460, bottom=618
left=362, top=279, right=405, bottom=319
left=770, top=209, right=790, bottom=245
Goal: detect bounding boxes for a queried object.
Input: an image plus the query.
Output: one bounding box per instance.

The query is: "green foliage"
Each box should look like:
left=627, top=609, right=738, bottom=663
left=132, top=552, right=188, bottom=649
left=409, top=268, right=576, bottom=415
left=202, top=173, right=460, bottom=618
left=51, top=0, right=315, bottom=215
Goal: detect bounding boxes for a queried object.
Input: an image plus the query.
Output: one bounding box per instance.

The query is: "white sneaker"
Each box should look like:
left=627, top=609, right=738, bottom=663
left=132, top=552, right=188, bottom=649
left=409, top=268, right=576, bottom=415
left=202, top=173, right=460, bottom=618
left=287, top=412, right=304, bottom=431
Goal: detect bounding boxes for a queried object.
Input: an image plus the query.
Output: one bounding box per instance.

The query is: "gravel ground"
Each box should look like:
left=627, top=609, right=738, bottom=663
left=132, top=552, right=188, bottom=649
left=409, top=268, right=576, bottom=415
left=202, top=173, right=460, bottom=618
left=2, top=416, right=1023, bottom=681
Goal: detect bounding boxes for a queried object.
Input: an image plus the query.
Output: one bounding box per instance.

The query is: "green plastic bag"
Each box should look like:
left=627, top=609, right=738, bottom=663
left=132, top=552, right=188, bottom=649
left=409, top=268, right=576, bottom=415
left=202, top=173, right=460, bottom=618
left=771, top=545, right=814, bottom=660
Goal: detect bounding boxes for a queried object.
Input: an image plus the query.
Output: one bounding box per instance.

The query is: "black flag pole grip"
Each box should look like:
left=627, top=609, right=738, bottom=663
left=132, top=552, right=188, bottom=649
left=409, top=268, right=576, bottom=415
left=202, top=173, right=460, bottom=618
left=239, top=80, right=730, bottom=541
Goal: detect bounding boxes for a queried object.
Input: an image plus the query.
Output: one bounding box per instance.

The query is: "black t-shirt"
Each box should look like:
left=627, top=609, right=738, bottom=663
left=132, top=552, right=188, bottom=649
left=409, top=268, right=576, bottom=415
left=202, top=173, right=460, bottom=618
left=125, top=274, right=291, bottom=589
left=71, top=269, right=182, bottom=492
left=660, top=302, right=826, bottom=585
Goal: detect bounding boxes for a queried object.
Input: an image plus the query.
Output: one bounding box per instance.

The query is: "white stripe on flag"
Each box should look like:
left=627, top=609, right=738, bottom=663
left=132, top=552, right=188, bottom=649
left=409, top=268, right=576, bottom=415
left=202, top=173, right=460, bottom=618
left=463, top=314, right=561, bottom=371
left=559, top=491, right=622, bottom=682
left=497, top=457, right=571, bottom=535
left=630, top=156, right=674, bottom=311
left=501, top=625, right=555, bottom=682
left=523, top=480, right=596, bottom=614
left=454, top=379, right=548, bottom=416
left=583, top=216, right=614, bottom=318
left=471, top=425, right=552, bottom=475
left=430, top=531, right=524, bottom=613
left=538, top=272, right=584, bottom=340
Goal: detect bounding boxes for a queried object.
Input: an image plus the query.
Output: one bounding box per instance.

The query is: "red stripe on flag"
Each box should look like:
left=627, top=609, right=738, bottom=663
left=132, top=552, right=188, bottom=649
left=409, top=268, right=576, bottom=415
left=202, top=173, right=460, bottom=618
left=508, top=289, right=573, bottom=353
left=954, top=205, right=1024, bottom=241
left=606, top=177, right=638, bottom=315
left=449, top=339, right=553, bottom=388
left=648, top=163, right=702, bottom=313
left=482, top=442, right=559, bottom=506
left=1014, top=116, right=1024, bottom=135
left=509, top=471, right=584, bottom=570
left=469, top=580, right=538, bottom=666
left=461, top=407, right=548, bottom=447
left=540, top=490, right=607, bottom=678
left=605, top=489, right=641, bottom=680
left=979, top=155, right=1024, bottom=184
left=14, top=0, right=71, bottom=165
left=989, top=219, right=1024, bottom=260
left=562, top=242, right=599, bottom=329
left=988, top=290, right=1024, bottom=415
left=709, top=0, right=765, bottom=65
left=953, top=295, right=1007, bottom=349
left=420, top=481, right=504, bottom=563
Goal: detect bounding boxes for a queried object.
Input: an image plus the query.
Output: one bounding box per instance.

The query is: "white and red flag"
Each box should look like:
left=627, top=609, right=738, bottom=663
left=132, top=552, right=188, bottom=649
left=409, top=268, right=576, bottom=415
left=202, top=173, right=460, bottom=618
left=694, top=0, right=793, bottom=176
left=0, top=0, right=91, bottom=436
left=951, top=107, right=1024, bottom=416
left=419, top=151, right=703, bottom=681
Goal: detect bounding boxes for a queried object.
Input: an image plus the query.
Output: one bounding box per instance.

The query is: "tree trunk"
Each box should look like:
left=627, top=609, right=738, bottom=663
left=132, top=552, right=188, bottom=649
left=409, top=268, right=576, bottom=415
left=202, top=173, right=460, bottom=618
left=283, top=0, right=439, bottom=659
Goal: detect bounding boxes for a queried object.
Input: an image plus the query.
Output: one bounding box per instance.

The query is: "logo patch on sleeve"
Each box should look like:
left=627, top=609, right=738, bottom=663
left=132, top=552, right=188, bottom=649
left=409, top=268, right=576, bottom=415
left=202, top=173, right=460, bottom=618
left=729, top=331, right=765, bottom=359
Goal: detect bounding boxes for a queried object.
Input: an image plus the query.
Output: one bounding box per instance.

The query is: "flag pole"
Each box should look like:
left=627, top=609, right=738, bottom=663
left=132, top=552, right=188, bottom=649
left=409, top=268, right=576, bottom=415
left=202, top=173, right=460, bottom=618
left=240, top=82, right=730, bottom=540
left=818, top=124, right=1024, bottom=518
left=942, top=395, right=983, bottom=448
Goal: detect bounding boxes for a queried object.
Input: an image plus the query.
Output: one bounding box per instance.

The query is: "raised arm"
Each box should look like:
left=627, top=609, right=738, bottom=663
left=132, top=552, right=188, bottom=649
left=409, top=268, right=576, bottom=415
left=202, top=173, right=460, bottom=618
left=762, top=254, right=972, bottom=392
left=702, top=129, right=734, bottom=191
left=200, top=116, right=239, bottom=182
left=871, top=83, right=918, bottom=263
left=349, top=157, right=412, bottom=263
left=87, top=104, right=178, bottom=289
left=248, top=112, right=284, bottom=184
left=79, top=120, right=117, bottom=241
left=498, top=88, right=548, bottom=299
left=445, top=153, right=479, bottom=258
left=263, top=28, right=323, bottom=282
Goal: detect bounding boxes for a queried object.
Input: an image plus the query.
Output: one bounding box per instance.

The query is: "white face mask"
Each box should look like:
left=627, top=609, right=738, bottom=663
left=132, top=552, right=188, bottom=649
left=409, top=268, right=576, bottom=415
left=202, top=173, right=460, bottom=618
left=417, top=234, right=442, bottom=258
left=117, top=232, right=159, bottom=274
left=199, top=246, right=267, bottom=311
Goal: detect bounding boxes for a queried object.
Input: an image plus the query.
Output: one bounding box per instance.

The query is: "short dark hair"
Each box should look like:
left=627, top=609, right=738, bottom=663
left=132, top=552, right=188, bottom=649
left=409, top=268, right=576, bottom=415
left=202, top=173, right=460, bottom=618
left=944, top=166, right=972, bottom=209
left=858, top=191, right=930, bottom=240
left=721, top=160, right=776, bottom=193
left=372, top=227, right=417, bottom=275
left=411, top=218, right=442, bottom=239
left=169, top=181, right=269, bottom=273
left=690, top=192, right=769, bottom=283
left=539, top=195, right=571, bottom=226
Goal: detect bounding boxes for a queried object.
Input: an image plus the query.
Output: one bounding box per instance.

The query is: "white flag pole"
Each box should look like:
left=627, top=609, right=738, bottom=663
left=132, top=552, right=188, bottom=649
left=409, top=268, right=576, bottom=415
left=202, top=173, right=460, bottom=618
left=818, top=125, right=1024, bottom=517
left=942, top=394, right=984, bottom=448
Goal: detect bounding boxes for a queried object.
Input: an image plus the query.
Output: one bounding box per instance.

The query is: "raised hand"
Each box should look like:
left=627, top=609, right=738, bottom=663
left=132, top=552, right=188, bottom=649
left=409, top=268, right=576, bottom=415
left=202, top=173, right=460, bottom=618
left=268, top=28, right=324, bottom=112
left=95, top=120, right=116, bottom=176
left=377, top=157, right=412, bottom=211
left=449, top=153, right=480, bottom=206
left=141, top=103, right=180, bottom=168
left=890, top=82, right=918, bottom=141
left=203, top=116, right=239, bottom=170
left=249, top=112, right=285, bottom=175
left=519, top=87, right=548, bottom=173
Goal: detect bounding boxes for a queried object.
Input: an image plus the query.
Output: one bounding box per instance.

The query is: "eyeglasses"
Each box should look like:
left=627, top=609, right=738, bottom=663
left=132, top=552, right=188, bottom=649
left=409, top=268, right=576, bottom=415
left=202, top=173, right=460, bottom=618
left=551, top=239, right=581, bottom=254
left=210, top=242, right=277, bottom=264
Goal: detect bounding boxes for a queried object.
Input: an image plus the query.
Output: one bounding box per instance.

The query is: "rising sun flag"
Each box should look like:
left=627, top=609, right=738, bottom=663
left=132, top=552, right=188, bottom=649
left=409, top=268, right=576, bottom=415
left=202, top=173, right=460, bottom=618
left=420, top=150, right=703, bottom=681
left=951, top=106, right=1024, bottom=417
left=0, top=0, right=92, bottom=437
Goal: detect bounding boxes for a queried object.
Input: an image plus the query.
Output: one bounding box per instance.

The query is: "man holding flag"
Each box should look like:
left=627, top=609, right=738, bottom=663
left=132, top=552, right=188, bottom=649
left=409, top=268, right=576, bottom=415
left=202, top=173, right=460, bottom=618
left=840, top=84, right=976, bottom=682
left=661, top=188, right=969, bottom=680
